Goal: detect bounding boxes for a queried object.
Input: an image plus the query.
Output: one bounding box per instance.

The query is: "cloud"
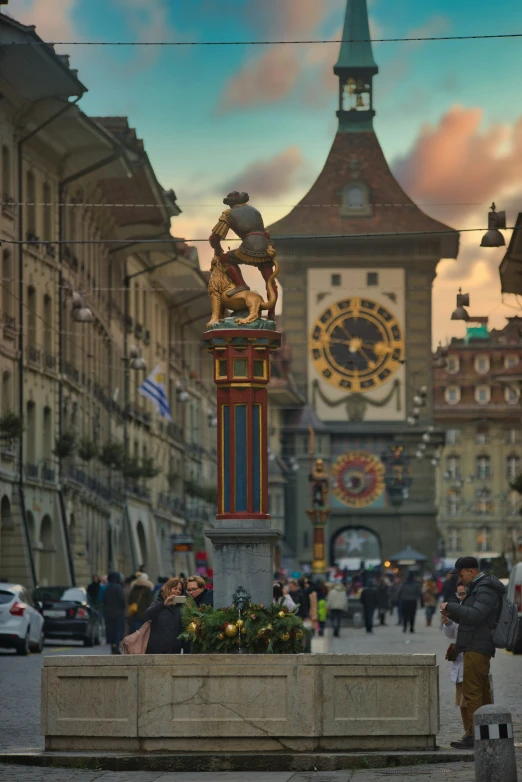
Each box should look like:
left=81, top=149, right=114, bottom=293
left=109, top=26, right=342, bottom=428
left=218, top=47, right=303, bottom=112
left=113, top=0, right=179, bottom=70
left=7, top=0, right=79, bottom=48
left=243, top=0, right=342, bottom=38
left=218, top=146, right=308, bottom=199
left=393, top=105, right=522, bottom=225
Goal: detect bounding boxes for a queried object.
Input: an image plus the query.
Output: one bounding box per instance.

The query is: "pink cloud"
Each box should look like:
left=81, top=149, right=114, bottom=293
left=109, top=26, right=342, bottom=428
left=243, top=0, right=342, bottom=38
left=219, top=146, right=308, bottom=199
left=219, top=47, right=302, bottom=112
left=8, top=0, right=78, bottom=48
left=393, top=106, right=522, bottom=224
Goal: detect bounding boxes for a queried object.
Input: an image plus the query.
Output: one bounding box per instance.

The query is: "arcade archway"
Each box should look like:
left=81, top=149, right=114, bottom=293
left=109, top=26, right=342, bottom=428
left=330, top=526, right=382, bottom=570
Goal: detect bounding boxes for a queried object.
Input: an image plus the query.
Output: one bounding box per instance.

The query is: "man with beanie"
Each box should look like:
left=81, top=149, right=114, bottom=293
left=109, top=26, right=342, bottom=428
left=441, top=556, right=506, bottom=749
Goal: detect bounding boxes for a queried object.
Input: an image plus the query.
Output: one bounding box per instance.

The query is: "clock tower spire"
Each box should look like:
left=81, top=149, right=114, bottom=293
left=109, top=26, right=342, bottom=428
left=334, top=0, right=378, bottom=131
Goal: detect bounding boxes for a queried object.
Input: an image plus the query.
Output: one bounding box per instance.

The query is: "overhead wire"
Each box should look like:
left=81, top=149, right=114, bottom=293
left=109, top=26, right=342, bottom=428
left=3, top=32, right=522, bottom=45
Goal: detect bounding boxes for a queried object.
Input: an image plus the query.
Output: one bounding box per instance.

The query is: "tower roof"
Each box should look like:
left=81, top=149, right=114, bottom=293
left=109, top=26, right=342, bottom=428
left=335, top=0, right=377, bottom=73
left=269, top=131, right=459, bottom=256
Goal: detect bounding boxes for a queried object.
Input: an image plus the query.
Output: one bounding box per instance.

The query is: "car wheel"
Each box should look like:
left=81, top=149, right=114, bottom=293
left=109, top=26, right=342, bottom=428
left=16, top=634, right=30, bottom=656
left=30, top=629, right=45, bottom=654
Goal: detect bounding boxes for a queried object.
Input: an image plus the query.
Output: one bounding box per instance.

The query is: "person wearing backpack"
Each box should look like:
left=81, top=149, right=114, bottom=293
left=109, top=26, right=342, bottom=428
left=441, top=556, right=506, bottom=749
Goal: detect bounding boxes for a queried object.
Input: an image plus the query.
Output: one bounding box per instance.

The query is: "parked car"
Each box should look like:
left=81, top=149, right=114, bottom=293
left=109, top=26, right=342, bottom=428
left=0, top=583, right=45, bottom=655
left=507, top=562, right=522, bottom=655
left=34, top=586, right=102, bottom=646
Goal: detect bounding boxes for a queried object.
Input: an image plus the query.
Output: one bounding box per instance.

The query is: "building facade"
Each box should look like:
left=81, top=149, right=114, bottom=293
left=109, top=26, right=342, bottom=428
left=0, top=11, right=217, bottom=588
left=434, top=319, right=522, bottom=567
left=271, top=0, right=459, bottom=570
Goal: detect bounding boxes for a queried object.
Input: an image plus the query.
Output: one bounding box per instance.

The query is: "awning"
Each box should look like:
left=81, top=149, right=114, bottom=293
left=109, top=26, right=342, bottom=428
left=389, top=545, right=427, bottom=563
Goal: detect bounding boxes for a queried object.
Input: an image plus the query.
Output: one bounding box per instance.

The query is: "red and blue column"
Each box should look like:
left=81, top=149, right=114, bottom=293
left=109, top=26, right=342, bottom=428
left=203, top=328, right=281, bottom=606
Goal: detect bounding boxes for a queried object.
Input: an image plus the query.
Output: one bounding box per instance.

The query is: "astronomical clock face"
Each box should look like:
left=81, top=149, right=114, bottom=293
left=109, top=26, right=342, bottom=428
left=309, top=297, right=405, bottom=393
left=331, top=451, right=386, bottom=508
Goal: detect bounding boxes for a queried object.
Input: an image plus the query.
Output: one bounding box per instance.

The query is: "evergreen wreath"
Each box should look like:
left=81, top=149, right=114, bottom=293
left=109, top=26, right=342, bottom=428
left=179, top=598, right=304, bottom=654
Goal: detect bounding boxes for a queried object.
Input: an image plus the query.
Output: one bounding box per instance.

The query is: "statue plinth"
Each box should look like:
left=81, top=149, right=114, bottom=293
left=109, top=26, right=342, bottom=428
left=204, top=326, right=281, bottom=607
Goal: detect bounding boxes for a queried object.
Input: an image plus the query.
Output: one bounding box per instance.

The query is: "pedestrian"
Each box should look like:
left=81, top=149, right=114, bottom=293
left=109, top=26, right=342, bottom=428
left=317, top=590, right=328, bottom=637
left=399, top=571, right=421, bottom=633
left=441, top=556, right=506, bottom=749
left=326, top=581, right=348, bottom=638
left=145, top=577, right=187, bottom=654
left=442, top=582, right=469, bottom=740
left=185, top=575, right=213, bottom=607
left=87, top=575, right=101, bottom=607
left=440, top=571, right=458, bottom=603
left=289, top=579, right=312, bottom=651
left=376, top=578, right=390, bottom=626
left=102, top=572, right=126, bottom=654
left=360, top=580, right=378, bottom=634
left=422, top=579, right=438, bottom=627
left=153, top=576, right=168, bottom=597
left=127, top=572, right=154, bottom=632
left=389, top=575, right=401, bottom=620
left=273, top=582, right=297, bottom=612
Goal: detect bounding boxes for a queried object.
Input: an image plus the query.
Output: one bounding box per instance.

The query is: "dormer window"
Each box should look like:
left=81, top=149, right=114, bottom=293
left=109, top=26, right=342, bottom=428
left=339, top=180, right=372, bottom=218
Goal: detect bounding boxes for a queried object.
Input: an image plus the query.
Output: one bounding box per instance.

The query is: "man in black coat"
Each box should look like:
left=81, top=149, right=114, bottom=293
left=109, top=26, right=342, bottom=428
left=360, top=581, right=378, bottom=634
left=102, top=572, right=126, bottom=654
left=441, top=556, right=505, bottom=749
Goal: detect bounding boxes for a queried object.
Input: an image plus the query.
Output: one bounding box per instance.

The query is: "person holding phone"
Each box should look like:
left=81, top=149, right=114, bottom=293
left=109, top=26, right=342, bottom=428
left=145, top=577, right=187, bottom=654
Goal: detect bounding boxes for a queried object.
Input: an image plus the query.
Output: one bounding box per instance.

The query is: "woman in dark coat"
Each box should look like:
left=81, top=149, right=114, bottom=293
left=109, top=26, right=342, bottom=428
left=376, top=579, right=390, bottom=626
left=145, top=577, right=187, bottom=654
left=186, top=575, right=214, bottom=607
left=102, top=572, right=126, bottom=654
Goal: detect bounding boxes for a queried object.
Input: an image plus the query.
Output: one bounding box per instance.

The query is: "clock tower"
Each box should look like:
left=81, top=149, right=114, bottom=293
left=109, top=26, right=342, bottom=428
left=270, top=0, right=459, bottom=570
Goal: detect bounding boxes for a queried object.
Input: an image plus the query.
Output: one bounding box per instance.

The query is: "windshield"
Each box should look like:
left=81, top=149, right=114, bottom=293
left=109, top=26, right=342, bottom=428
left=34, top=587, right=86, bottom=603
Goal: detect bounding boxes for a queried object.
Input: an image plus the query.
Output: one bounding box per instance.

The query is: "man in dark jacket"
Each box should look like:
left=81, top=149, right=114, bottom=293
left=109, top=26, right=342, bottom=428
left=441, top=556, right=505, bottom=749
left=102, top=572, right=126, bottom=654
left=360, top=581, right=378, bottom=634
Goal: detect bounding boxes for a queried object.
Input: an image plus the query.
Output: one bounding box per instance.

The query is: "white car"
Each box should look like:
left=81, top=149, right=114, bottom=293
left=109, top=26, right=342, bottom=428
left=0, top=583, right=45, bottom=655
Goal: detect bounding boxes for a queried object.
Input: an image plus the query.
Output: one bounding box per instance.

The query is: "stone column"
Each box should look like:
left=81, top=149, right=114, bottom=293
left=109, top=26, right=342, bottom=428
left=203, top=324, right=281, bottom=607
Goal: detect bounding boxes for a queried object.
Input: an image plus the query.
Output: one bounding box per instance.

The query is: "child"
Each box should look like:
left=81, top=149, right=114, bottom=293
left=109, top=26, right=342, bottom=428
left=442, top=583, right=468, bottom=740
left=317, top=593, right=328, bottom=637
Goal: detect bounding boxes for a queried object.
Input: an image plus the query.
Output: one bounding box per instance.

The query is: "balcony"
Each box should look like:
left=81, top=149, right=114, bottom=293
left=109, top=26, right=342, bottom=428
left=42, top=464, right=55, bottom=483
left=134, top=322, right=143, bottom=340
left=63, top=245, right=79, bottom=272
left=44, top=353, right=56, bottom=372
left=64, top=361, right=80, bottom=384
left=25, top=463, right=39, bottom=480
left=158, top=492, right=185, bottom=516
left=45, top=244, right=56, bottom=260
left=2, top=314, right=16, bottom=341
left=25, top=231, right=41, bottom=254
left=2, top=193, right=16, bottom=219
left=27, top=344, right=41, bottom=367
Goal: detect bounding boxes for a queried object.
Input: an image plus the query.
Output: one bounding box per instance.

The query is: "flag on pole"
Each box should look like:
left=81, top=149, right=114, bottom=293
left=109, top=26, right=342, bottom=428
left=138, top=364, right=172, bottom=421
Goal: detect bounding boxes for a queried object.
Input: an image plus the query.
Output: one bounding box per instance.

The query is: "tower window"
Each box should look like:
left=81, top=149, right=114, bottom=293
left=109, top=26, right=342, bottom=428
left=331, top=274, right=341, bottom=287
left=339, top=180, right=372, bottom=218
left=367, top=272, right=378, bottom=286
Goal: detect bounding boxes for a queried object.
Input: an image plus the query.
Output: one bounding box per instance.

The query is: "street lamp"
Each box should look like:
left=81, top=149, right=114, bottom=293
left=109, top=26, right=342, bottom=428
left=71, top=290, right=93, bottom=323
left=451, top=289, right=470, bottom=321
left=480, top=202, right=506, bottom=248
left=176, top=380, right=190, bottom=403
left=129, top=345, right=146, bottom=371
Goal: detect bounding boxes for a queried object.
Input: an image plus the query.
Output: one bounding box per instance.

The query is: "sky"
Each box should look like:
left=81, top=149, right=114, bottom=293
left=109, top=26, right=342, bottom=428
left=7, top=0, right=522, bottom=346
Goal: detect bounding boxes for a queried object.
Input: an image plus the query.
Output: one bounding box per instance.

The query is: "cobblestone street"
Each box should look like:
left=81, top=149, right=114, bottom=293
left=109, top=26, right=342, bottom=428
left=0, top=613, right=521, bottom=781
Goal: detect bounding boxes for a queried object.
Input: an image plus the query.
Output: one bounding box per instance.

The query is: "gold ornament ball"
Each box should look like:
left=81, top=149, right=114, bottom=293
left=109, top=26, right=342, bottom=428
left=241, top=627, right=247, bottom=635
left=236, top=619, right=244, bottom=628
left=295, top=630, right=303, bottom=640
left=225, top=623, right=238, bottom=638
left=187, top=621, right=198, bottom=635
left=218, top=633, right=225, bottom=640
left=281, top=632, right=290, bottom=642
left=278, top=611, right=286, bottom=618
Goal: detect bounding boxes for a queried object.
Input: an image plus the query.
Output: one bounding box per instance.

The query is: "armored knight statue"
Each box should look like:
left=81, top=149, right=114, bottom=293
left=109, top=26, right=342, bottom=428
left=209, top=191, right=278, bottom=320
left=309, top=458, right=330, bottom=508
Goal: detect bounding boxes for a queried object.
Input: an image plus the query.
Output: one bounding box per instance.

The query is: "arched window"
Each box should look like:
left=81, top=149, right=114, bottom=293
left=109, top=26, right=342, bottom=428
left=476, top=425, right=489, bottom=445
left=476, top=455, right=491, bottom=480
left=339, top=180, right=372, bottom=217
left=476, top=526, right=492, bottom=552
left=446, top=526, right=461, bottom=553
left=445, top=454, right=461, bottom=481
left=507, top=455, right=520, bottom=481
left=2, top=250, right=12, bottom=321
left=26, top=171, right=36, bottom=237
left=476, top=488, right=493, bottom=515
left=1, top=146, right=10, bottom=198
left=446, top=490, right=460, bottom=516
left=42, top=182, right=52, bottom=241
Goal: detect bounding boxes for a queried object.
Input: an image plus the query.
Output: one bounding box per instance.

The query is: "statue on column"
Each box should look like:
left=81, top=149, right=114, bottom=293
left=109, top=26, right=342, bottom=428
left=309, top=458, right=329, bottom=508
left=208, top=191, right=278, bottom=321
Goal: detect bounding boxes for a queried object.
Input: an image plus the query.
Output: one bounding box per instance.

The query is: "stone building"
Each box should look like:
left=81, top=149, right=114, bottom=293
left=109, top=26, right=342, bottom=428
left=270, top=0, right=459, bottom=570
left=434, top=319, right=522, bottom=566
left=0, top=11, right=217, bottom=587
